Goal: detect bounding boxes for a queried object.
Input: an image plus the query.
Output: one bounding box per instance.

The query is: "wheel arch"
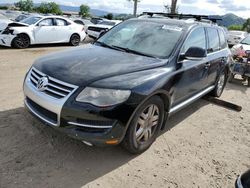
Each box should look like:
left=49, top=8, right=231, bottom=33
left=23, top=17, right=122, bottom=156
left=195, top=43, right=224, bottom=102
left=11, top=32, right=32, bottom=47
left=121, top=90, right=171, bottom=141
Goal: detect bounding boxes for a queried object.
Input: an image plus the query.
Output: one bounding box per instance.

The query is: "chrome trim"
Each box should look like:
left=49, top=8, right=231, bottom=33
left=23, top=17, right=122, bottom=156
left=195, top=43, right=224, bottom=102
left=68, top=121, right=113, bottom=129
left=236, top=176, right=243, bottom=188
left=23, top=67, right=79, bottom=126
left=169, top=85, right=215, bottom=114
left=24, top=99, right=57, bottom=126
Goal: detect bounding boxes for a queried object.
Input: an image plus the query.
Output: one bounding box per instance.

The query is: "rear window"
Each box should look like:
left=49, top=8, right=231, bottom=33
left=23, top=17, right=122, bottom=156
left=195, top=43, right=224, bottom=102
left=56, top=19, right=68, bottom=26
left=218, top=29, right=227, bottom=49
left=207, top=28, right=220, bottom=53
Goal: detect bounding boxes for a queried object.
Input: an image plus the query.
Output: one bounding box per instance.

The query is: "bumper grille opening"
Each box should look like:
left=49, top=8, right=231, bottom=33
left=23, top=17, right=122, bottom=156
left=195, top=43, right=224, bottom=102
left=26, top=97, right=58, bottom=125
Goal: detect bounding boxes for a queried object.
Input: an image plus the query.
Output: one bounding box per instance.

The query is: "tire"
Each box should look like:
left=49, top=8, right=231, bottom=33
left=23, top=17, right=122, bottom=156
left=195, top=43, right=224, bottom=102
left=228, top=72, right=234, bottom=83
left=210, top=71, right=227, bottom=98
left=12, top=34, right=30, bottom=49
left=248, top=77, right=250, bottom=87
left=122, top=96, right=165, bottom=154
left=69, top=34, right=81, bottom=46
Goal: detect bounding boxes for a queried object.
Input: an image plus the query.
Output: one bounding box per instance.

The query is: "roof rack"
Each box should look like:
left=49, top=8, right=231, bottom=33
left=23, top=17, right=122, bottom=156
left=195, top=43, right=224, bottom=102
left=142, top=12, right=222, bottom=23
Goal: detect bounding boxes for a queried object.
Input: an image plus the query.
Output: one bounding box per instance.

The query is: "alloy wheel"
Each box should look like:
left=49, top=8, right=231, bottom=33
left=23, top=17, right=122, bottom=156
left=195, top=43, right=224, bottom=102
left=135, top=104, right=160, bottom=144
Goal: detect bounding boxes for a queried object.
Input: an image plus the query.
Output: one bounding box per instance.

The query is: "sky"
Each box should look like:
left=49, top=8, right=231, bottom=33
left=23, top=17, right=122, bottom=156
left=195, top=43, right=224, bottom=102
left=1, top=0, right=250, bottom=18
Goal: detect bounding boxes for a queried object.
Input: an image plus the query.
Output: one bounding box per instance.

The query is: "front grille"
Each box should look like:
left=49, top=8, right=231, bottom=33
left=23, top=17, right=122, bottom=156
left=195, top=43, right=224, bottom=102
left=26, top=97, right=58, bottom=125
left=88, top=26, right=105, bottom=32
left=29, top=68, right=77, bottom=99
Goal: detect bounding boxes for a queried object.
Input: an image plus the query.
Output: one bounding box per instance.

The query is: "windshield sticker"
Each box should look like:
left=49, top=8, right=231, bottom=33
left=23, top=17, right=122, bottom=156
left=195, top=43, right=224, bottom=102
left=162, top=25, right=183, bottom=32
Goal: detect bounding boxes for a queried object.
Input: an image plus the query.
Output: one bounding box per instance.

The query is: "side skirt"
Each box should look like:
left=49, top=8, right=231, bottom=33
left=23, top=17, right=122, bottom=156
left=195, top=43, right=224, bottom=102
left=169, top=85, right=215, bottom=115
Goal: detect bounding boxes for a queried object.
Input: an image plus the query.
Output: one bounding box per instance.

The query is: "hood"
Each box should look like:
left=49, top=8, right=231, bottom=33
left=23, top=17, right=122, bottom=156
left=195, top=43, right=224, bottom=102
left=0, top=19, right=11, bottom=31
left=8, top=22, right=29, bottom=27
left=242, top=44, right=250, bottom=51
left=33, top=44, right=165, bottom=86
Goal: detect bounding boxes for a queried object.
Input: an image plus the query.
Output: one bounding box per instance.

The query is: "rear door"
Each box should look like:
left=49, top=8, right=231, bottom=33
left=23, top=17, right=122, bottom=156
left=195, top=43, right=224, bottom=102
left=54, top=18, right=71, bottom=43
left=172, top=27, right=209, bottom=105
left=34, top=18, right=57, bottom=44
left=206, top=27, right=225, bottom=86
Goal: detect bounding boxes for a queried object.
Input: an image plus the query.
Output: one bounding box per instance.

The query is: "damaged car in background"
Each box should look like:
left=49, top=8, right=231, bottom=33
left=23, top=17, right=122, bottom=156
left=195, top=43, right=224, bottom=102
left=0, top=15, right=86, bottom=48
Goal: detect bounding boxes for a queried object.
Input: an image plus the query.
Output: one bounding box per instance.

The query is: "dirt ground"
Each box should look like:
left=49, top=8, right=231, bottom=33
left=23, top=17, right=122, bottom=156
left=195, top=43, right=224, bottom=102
left=0, top=41, right=249, bottom=188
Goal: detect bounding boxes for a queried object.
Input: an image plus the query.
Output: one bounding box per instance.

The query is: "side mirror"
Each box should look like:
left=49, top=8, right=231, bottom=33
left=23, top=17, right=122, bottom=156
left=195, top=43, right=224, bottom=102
left=180, top=47, right=207, bottom=61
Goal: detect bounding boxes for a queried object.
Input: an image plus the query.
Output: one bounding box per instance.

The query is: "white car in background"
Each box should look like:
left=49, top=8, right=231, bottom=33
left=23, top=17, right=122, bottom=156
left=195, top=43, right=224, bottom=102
left=231, top=35, right=250, bottom=55
left=73, top=18, right=93, bottom=32
left=0, top=15, right=86, bottom=48
left=228, top=30, right=248, bottom=47
left=87, top=20, right=121, bottom=39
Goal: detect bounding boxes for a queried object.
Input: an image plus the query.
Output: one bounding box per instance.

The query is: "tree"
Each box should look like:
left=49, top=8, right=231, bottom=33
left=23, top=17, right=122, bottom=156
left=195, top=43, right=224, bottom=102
left=79, top=4, right=90, bottom=18
left=128, top=0, right=140, bottom=17
left=37, top=2, right=62, bottom=15
left=104, top=13, right=113, bottom=20
left=243, top=18, right=250, bottom=33
left=228, top=25, right=243, bottom=31
left=15, top=0, right=33, bottom=12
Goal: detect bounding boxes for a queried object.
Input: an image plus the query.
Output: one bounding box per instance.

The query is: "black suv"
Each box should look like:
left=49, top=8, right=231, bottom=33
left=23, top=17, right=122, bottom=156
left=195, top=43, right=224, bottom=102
left=23, top=13, right=230, bottom=153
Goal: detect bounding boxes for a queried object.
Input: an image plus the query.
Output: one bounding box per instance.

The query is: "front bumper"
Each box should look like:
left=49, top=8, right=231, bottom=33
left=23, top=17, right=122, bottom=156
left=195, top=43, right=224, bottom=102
left=0, top=34, right=15, bottom=47
left=23, top=68, right=129, bottom=146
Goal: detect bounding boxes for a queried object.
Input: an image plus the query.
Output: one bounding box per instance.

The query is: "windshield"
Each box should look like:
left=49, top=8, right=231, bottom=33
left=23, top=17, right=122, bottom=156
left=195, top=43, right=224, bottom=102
left=241, top=36, right=250, bottom=45
left=97, top=20, right=183, bottom=58
left=20, top=16, right=42, bottom=25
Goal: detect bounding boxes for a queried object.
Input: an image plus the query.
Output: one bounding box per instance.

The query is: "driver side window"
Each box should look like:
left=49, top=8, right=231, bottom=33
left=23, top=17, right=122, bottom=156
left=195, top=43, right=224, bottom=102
left=181, top=27, right=206, bottom=54
left=38, top=18, right=54, bottom=26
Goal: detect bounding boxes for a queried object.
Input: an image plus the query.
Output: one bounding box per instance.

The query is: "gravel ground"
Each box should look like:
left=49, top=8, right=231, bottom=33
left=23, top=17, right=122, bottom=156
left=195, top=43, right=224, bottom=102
left=0, top=41, right=249, bottom=188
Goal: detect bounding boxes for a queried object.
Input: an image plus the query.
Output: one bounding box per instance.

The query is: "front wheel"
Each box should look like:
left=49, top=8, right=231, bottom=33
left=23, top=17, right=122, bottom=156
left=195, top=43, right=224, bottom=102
left=210, top=71, right=227, bottom=97
left=69, top=34, right=81, bottom=46
left=122, top=96, right=165, bottom=154
left=12, top=34, right=30, bottom=49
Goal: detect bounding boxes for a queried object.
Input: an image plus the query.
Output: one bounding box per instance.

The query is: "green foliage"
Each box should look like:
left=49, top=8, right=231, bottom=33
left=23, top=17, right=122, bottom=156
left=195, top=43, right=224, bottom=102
left=104, top=13, right=113, bottom=20
left=36, top=2, right=62, bottom=15
left=15, top=0, right=33, bottom=12
left=228, top=25, right=243, bottom=31
left=0, top=6, right=8, bottom=10
left=243, top=18, right=250, bottom=33
left=79, top=4, right=90, bottom=18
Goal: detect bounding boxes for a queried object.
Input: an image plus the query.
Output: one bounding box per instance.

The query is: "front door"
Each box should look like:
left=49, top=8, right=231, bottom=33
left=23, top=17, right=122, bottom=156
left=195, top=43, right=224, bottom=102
left=34, top=18, right=57, bottom=44
left=172, top=27, right=209, bottom=106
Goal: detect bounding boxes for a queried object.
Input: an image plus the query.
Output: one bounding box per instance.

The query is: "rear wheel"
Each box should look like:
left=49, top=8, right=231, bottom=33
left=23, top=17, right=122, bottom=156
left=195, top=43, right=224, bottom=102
left=69, top=34, right=81, bottom=46
left=122, top=96, right=165, bottom=154
left=210, top=71, right=227, bottom=98
left=248, top=77, right=250, bottom=87
left=12, top=34, right=30, bottom=49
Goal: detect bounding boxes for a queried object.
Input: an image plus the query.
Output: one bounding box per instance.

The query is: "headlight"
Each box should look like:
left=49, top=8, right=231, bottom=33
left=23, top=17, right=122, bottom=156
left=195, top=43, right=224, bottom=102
left=76, top=87, right=131, bottom=107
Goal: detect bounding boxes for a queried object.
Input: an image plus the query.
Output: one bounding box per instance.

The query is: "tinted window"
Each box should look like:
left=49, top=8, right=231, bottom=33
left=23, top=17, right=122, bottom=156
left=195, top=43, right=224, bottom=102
left=56, top=19, right=67, bottom=26
left=38, top=18, right=54, bottom=26
left=74, top=20, right=84, bottom=25
left=182, top=27, right=206, bottom=53
left=207, top=28, right=220, bottom=53
left=218, top=29, right=227, bottom=49
left=241, top=36, right=250, bottom=45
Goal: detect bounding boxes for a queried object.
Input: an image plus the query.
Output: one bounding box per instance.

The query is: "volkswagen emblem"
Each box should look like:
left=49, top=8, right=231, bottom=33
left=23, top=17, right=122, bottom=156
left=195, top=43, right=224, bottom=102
left=36, top=76, right=49, bottom=91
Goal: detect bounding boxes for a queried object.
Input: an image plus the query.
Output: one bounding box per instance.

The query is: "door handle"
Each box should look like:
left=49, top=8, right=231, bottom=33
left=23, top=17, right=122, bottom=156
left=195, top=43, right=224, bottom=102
left=205, top=62, right=211, bottom=69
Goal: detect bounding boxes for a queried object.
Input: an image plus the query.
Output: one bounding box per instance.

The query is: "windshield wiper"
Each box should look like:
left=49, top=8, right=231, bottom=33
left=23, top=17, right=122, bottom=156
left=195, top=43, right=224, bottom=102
left=95, top=41, right=127, bottom=52
left=111, top=45, right=157, bottom=58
